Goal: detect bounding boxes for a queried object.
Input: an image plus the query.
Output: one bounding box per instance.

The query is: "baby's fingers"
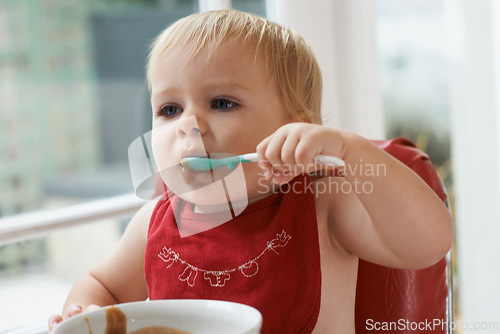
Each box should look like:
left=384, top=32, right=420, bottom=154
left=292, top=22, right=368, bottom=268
left=64, top=304, right=83, bottom=319
left=49, top=304, right=81, bottom=333
left=49, top=304, right=101, bottom=332
left=84, top=304, right=101, bottom=313
left=258, top=160, right=273, bottom=180
left=257, top=133, right=285, bottom=168
left=48, top=314, right=63, bottom=332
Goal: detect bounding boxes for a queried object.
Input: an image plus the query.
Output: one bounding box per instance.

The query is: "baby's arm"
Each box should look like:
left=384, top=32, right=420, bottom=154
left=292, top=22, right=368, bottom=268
left=323, top=132, right=452, bottom=269
left=257, top=123, right=453, bottom=269
left=49, top=200, right=156, bottom=331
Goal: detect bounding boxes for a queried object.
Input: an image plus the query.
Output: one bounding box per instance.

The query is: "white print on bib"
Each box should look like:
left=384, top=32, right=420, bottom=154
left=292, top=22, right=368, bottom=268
left=158, top=230, right=291, bottom=287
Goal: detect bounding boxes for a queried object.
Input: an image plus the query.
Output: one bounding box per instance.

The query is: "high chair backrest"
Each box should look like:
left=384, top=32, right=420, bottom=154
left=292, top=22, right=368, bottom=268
left=355, top=138, right=452, bottom=334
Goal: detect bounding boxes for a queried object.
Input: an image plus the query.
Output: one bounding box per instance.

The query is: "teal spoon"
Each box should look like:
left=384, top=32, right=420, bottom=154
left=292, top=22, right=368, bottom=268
left=181, top=153, right=344, bottom=171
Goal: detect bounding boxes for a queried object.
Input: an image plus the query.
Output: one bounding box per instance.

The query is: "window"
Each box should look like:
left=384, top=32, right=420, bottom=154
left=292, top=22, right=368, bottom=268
left=0, top=0, right=200, bottom=329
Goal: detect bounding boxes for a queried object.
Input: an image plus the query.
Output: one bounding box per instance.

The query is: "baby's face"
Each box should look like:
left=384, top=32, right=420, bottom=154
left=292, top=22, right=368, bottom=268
left=149, top=40, right=291, bottom=205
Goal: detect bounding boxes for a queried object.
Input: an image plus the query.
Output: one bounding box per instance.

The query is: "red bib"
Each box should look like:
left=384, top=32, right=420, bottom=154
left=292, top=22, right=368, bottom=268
left=144, top=175, right=322, bottom=334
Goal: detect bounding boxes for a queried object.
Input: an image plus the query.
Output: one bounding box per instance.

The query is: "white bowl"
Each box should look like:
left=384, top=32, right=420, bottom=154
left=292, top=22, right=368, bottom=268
left=52, top=299, right=262, bottom=334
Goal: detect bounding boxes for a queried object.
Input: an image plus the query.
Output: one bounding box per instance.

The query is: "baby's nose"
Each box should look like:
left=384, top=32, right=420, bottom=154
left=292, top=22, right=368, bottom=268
left=175, top=116, right=201, bottom=138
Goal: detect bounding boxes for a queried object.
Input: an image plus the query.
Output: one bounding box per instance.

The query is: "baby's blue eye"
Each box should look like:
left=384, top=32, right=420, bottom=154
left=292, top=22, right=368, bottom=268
left=159, top=104, right=182, bottom=117
left=212, top=98, right=238, bottom=110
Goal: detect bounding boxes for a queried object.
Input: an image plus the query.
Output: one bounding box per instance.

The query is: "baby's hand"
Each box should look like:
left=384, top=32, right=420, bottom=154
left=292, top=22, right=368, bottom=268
left=48, top=304, right=101, bottom=332
left=256, top=123, right=344, bottom=185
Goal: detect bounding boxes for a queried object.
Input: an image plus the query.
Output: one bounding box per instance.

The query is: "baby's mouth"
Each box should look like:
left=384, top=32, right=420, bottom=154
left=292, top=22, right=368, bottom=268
left=177, top=149, right=211, bottom=185
left=177, top=145, right=207, bottom=163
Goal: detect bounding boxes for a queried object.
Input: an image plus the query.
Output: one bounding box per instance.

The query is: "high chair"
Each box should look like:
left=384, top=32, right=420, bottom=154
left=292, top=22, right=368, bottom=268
left=355, top=138, right=453, bottom=334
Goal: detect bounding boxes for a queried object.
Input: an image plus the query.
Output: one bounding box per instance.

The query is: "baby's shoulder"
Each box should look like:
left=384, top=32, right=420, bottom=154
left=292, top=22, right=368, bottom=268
left=129, top=199, right=160, bottom=234
left=138, top=199, right=160, bottom=219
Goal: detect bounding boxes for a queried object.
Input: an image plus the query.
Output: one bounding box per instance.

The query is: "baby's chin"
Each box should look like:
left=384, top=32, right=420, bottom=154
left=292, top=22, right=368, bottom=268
left=163, top=162, right=262, bottom=209
left=176, top=190, right=248, bottom=215
left=168, top=174, right=248, bottom=207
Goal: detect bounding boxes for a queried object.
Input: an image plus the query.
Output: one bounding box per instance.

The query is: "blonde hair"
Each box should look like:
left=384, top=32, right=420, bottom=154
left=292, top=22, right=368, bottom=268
left=146, top=9, right=322, bottom=124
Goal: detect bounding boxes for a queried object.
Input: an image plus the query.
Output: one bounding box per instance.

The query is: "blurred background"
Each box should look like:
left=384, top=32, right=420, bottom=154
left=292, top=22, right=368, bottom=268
left=0, top=0, right=499, bottom=332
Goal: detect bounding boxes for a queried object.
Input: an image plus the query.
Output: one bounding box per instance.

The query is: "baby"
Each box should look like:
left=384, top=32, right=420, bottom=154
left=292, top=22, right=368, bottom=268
left=49, top=9, right=453, bottom=334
